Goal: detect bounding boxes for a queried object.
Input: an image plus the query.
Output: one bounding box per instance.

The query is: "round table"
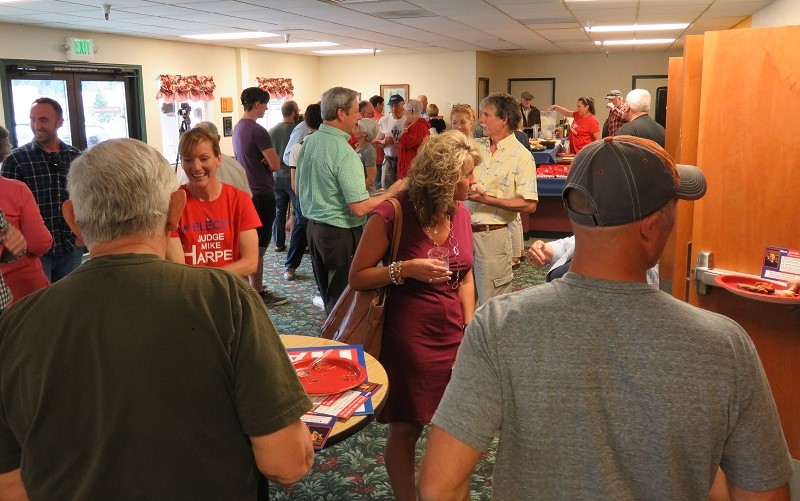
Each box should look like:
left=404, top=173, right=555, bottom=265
left=279, top=334, right=389, bottom=446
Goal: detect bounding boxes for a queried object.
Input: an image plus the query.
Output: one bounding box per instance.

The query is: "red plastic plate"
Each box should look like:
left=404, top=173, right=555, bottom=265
left=714, top=274, right=800, bottom=304
left=294, top=357, right=367, bottom=396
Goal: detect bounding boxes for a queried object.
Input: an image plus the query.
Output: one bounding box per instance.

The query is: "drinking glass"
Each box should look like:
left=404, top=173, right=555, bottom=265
left=427, top=247, right=449, bottom=268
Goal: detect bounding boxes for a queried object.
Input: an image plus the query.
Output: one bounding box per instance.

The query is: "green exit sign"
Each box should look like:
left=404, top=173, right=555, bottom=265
left=66, top=37, right=94, bottom=61
left=74, top=38, right=92, bottom=55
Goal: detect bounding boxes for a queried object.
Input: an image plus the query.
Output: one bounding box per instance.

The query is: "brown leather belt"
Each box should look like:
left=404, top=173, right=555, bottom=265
left=471, top=224, right=507, bottom=233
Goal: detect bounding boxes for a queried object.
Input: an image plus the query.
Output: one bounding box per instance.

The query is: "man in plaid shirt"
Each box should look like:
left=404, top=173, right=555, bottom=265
left=602, top=89, right=629, bottom=137
left=0, top=211, right=27, bottom=314
left=1, top=97, right=82, bottom=282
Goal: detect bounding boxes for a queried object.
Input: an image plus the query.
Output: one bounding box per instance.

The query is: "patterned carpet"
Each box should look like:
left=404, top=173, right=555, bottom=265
left=263, top=238, right=548, bottom=500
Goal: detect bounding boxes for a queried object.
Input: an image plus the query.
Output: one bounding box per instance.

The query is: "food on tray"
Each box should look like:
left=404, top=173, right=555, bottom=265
left=777, top=289, right=798, bottom=297
left=736, top=282, right=776, bottom=295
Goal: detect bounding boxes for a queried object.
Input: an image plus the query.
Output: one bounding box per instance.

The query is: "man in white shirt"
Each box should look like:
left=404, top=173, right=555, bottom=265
left=376, top=94, right=405, bottom=188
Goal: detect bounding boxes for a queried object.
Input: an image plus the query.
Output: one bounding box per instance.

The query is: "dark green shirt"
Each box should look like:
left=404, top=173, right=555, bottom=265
left=0, top=254, right=311, bottom=500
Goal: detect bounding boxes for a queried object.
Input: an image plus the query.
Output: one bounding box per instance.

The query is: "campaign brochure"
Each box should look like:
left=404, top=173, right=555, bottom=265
left=300, top=412, right=337, bottom=451
left=314, top=381, right=383, bottom=419
left=761, top=246, right=800, bottom=283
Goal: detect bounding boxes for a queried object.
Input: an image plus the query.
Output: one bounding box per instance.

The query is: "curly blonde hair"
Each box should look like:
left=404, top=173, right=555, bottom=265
left=408, top=130, right=482, bottom=226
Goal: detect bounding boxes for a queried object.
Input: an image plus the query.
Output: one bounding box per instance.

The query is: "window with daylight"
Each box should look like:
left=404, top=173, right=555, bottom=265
left=255, top=77, right=294, bottom=131
left=156, top=75, right=216, bottom=165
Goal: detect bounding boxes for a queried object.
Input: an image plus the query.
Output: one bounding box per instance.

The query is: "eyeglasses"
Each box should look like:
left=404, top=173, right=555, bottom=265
left=452, top=103, right=473, bottom=109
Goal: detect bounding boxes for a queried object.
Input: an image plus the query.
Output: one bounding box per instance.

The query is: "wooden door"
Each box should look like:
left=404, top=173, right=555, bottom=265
left=682, top=26, right=800, bottom=458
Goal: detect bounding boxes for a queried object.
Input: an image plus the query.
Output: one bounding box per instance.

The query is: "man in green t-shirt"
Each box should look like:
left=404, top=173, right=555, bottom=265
left=0, top=138, right=313, bottom=499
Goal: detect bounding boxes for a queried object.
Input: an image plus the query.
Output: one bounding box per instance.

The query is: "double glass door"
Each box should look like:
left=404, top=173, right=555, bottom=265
left=5, top=63, right=142, bottom=150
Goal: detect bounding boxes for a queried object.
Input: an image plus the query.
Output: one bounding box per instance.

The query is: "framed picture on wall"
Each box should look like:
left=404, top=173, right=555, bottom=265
left=222, top=116, right=233, bottom=137
left=380, top=84, right=409, bottom=103
left=220, top=97, right=233, bottom=113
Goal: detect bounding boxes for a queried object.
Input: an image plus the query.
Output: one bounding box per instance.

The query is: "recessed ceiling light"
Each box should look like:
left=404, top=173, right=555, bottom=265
left=313, top=49, right=381, bottom=54
left=599, top=38, right=676, bottom=46
left=586, top=23, right=689, bottom=33
left=0, top=0, right=28, bottom=3
left=259, top=41, right=339, bottom=48
left=182, top=32, right=279, bottom=40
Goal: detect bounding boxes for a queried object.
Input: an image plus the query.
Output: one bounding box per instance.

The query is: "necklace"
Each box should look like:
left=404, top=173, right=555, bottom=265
left=189, top=183, right=221, bottom=223
left=423, top=216, right=446, bottom=239
left=193, top=197, right=213, bottom=223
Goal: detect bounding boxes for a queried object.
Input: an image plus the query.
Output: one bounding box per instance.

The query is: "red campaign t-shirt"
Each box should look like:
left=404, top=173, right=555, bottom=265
left=173, top=184, right=262, bottom=269
left=569, top=111, right=600, bottom=154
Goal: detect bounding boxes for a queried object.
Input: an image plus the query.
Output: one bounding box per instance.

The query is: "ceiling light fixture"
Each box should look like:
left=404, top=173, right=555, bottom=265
left=181, top=31, right=279, bottom=40
left=598, top=38, right=676, bottom=46
left=586, top=23, right=689, bottom=33
left=313, top=48, right=381, bottom=54
left=260, top=41, right=339, bottom=48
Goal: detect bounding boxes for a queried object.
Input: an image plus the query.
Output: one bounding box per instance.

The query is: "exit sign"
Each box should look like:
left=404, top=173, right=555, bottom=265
left=66, top=37, right=94, bottom=61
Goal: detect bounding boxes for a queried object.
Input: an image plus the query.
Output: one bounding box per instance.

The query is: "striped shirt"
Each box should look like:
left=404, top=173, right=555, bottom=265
left=1, top=141, right=82, bottom=256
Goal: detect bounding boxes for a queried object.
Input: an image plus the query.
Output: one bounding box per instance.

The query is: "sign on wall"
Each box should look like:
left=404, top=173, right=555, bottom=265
left=66, top=37, right=95, bottom=62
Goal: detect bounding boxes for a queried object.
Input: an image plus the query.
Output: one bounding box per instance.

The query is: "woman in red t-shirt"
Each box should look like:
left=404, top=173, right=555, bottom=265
left=166, top=128, right=261, bottom=277
left=546, top=97, right=601, bottom=154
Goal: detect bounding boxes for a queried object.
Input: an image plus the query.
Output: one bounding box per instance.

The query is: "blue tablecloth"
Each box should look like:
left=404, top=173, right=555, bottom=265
left=536, top=177, right=567, bottom=197
left=532, top=143, right=562, bottom=165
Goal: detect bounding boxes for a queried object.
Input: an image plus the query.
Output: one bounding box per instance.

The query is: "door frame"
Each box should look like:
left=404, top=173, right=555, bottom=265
left=1, top=59, right=146, bottom=149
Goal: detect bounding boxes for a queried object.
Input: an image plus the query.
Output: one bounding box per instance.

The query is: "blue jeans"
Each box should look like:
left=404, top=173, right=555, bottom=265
left=41, top=246, right=85, bottom=282
left=284, top=190, right=308, bottom=271
left=272, top=177, right=292, bottom=249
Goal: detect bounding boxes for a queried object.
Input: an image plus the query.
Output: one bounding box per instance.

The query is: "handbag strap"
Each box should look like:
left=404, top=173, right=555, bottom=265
left=387, top=197, right=403, bottom=263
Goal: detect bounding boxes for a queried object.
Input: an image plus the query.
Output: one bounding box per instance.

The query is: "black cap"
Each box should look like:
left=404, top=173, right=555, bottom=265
left=387, top=94, right=405, bottom=106
left=563, top=136, right=706, bottom=227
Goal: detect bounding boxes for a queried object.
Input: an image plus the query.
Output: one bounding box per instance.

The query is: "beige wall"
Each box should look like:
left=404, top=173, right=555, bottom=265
left=494, top=52, right=678, bottom=113
left=236, top=48, right=320, bottom=117
left=316, top=51, right=476, bottom=118
left=754, top=0, right=800, bottom=27
left=476, top=51, right=500, bottom=99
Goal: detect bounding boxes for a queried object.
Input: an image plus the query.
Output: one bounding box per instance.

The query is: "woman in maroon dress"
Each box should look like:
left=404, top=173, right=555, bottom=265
left=349, top=131, right=479, bottom=501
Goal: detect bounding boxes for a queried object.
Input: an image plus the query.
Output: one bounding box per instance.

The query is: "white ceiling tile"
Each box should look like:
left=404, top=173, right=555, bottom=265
left=555, top=41, right=601, bottom=51
left=0, top=0, right=774, bottom=56
left=535, top=28, right=589, bottom=42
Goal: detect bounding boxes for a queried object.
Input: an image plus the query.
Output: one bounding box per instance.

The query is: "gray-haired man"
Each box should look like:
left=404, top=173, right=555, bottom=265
left=0, top=138, right=313, bottom=499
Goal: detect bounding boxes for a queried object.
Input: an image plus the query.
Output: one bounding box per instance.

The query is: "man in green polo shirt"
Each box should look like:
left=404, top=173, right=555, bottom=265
left=296, top=87, right=404, bottom=314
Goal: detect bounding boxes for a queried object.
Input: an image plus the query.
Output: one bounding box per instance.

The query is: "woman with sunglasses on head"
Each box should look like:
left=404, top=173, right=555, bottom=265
left=449, top=103, right=479, bottom=139
left=545, top=97, right=601, bottom=154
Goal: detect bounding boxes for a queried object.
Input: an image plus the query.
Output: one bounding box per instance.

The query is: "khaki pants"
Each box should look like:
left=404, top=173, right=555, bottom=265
left=508, top=213, right=523, bottom=258
left=472, top=227, right=513, bottom=305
